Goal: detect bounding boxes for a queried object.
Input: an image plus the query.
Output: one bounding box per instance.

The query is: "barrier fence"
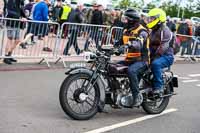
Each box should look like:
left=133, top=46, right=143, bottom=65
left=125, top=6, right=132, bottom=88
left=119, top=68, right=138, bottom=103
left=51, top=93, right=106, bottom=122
left=0, top=17, right=199, bottom=67
left=175, top=34, right=200, bottom=62
left=54, top=22, right=110, bottom=67
left=0, top=17, right=60, bottom=66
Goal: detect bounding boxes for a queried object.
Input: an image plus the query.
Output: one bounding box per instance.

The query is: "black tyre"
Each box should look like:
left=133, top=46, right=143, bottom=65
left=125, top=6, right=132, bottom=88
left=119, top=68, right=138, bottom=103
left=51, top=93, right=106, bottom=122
left=142, top=85, right=171, bottom=114
left=59, top=73, right=100, bottom=120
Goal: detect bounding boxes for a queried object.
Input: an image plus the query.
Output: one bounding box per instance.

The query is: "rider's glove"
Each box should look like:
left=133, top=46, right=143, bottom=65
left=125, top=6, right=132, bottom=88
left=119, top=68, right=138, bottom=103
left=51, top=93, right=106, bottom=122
left=118, top=45, right=129, bottom=54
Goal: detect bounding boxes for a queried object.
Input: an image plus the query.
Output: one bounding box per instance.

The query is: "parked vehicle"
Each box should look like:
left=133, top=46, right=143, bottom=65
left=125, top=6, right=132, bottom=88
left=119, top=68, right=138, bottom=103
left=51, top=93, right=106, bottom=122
left=191, top=17, right=200, bottom=24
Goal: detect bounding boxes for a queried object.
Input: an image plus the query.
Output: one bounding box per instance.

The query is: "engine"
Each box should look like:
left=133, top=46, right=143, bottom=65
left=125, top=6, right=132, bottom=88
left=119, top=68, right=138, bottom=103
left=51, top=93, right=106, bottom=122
left=113, top=78, right=134, bottom=107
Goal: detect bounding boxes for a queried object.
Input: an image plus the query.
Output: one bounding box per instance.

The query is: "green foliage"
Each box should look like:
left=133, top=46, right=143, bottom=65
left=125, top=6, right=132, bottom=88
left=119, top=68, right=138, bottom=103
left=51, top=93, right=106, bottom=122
left=115, top=0, right=200, bottom=18
left=146, top=3, right=156, bottom=9
left=118, top=0, right=132, bottom=9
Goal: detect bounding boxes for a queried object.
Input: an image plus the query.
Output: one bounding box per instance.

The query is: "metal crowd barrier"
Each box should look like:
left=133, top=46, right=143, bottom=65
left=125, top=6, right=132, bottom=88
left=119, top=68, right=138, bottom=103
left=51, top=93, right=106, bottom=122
left=0, top=17, right=199, bottom=67
left=108, top=26, right=123, bottom=45
left=0, top=17, right=60, bottom=67
left=54, top=22, right=110, bottom=67
left=175, top=34, right=200, bottom=62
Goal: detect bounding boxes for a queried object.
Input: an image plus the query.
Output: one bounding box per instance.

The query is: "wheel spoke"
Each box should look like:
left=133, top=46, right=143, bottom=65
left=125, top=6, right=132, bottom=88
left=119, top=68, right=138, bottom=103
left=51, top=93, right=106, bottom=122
left=88, top=90, right=95, bottom=97
left=76, top=80, right=79, bottom=89
left=69, top=101, right=79, bottom=112
left=87, top=97, right=95, bottom=103
left=77, top=103, right=83, bottom=113
left=85, top=100, right=93, bottom=107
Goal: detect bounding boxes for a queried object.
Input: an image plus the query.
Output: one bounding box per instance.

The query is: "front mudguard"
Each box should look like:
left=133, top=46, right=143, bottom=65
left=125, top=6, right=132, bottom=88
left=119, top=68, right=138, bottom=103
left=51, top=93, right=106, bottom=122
left=65, top=67, right=106, bottom=112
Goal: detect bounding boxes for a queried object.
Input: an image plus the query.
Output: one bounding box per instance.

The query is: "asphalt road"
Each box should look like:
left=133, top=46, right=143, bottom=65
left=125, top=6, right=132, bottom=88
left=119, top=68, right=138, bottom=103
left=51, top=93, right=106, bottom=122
left=0, top=63, right=200, bottom=133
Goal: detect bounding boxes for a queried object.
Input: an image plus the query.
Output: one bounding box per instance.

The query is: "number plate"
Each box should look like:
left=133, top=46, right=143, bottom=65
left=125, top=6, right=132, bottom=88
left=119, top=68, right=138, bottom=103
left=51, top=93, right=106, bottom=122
left=69, top=63, right=87, bottom=69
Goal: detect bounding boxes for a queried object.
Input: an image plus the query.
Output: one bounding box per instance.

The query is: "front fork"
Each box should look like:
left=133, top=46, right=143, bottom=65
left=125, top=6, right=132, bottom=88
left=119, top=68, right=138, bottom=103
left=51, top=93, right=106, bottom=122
left=82, top=64, right=107, bottom=112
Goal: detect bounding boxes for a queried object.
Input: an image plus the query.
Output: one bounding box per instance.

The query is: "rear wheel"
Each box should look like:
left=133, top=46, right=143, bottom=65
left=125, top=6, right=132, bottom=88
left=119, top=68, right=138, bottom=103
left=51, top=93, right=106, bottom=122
left=142, top=85, right=171, bottom=114
left=59, top=73, right=100, bottom=120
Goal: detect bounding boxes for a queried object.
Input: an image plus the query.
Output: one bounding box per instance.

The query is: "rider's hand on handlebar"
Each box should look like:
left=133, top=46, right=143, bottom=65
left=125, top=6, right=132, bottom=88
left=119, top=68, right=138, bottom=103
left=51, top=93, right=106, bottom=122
left=118, top=45, right=129, bottom=54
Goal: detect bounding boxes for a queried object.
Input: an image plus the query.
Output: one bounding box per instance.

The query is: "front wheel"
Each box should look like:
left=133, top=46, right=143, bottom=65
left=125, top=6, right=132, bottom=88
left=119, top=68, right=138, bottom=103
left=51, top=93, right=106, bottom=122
left=142, top=85, right=172, bottom=114
left=59, top=73, right=100, bottom=120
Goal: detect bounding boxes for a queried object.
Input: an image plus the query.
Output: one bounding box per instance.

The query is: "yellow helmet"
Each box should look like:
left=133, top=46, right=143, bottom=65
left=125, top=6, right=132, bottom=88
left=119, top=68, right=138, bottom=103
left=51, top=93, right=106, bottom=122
left=147, top=8, right=166, bottom=29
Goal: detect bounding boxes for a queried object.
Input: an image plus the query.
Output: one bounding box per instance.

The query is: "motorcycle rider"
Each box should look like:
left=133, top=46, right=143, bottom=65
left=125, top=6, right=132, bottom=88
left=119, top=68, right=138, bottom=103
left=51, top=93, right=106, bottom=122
left=147, top=8, right=174, bottom=96
left=116, top=9, right=150, bottom=106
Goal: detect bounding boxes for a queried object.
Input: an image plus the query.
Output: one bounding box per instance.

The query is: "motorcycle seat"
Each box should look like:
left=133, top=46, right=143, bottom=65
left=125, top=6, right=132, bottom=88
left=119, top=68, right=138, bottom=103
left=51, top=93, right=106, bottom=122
left=108, top=64, right=128, bottom=74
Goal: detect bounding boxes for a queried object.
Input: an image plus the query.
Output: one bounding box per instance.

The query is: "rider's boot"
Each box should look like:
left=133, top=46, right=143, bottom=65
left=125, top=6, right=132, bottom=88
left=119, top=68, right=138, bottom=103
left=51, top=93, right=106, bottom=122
left=133, top=93, right=143, bottom=107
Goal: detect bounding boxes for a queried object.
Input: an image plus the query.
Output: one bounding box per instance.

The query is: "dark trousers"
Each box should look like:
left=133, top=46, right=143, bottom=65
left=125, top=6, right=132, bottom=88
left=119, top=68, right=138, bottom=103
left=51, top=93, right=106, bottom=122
left=63, top=29, right=81, bottom=55
left=181, top=40, right=192, bottom=56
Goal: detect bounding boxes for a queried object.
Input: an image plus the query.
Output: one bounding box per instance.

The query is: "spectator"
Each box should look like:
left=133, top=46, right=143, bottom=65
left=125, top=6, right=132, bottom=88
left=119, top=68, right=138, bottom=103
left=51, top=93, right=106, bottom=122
left=59, top=1, right=71, bottom=24
left=112, top=10, right=123, bottom=27
left=0, top=0, right=4, bottom=17
left=3, top=0, right=26, bottom=65
left=2, top=0, right=6, bottom=17
left=195, top=23, right=200, bottom=37
left=33, top=0, right=52, bottom=52
left=59, top=1, right=72, bottom=38
left=84, top=3, right=103, bottom=51
left=102, top=9, right=112, bottom=26
left=166, top=17, right=176, bottom=33
left=90, top=4, right=103, bottom=25
left=52, top=0, right=62, bottom=22
left=63, top=3, right=83, bottom=55
left=85, top=8, right=93, bottom=24
left=19, top=0, right=37, bottom=49
left=177, top=19, right=193, bottom=56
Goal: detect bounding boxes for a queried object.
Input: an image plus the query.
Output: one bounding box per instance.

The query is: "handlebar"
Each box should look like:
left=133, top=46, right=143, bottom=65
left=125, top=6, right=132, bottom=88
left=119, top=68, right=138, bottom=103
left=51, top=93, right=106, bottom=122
left=84, top=46, right=121, bottom=62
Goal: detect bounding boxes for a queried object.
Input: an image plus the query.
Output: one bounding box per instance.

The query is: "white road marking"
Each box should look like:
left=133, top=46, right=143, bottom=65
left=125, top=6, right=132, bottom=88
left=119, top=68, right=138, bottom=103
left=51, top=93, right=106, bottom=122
left=178, top=77, right=191, bottom=80
left=189, top=74, right=200, bottom=77
left=84, top=108, right=178, bottom=133
left=196, top=84, right=200, bottom=87
left=182, top=79, right=199, bottom=83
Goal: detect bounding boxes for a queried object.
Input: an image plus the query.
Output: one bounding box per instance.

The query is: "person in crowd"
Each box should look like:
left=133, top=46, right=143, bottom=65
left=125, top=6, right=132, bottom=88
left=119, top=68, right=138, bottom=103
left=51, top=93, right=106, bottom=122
left=0, top=1, right=3, bottom=17
left=116, top=9, right=150, bottom=106
left=166, top=16, right=180, bottom=55
left=166, top=16, right=176, bottom=33
left=59, top=0, right=72, bottom=38
left=33, top=0, right=52, bottom=52
left=84, top=3, right=103, bottom=51
left=102, top=9, right=112, bottom=26
left=147, top=8, right=174, bottom=96
left=3, top=0, right=26, bottom=64
left=112, top=10, right=123, bottom=27
left=63, top=3, right=83, bottom=55
left=52, top=0, right=62, bottom=22
left=90, top=4, right=103, bottom=25
left=194, top=23, right=200, bottom=55
left=19, top=0, right=37, bottom=49
left=177, top=19, right=193, bottom=56
left=59, top=1, right=71, bottom=23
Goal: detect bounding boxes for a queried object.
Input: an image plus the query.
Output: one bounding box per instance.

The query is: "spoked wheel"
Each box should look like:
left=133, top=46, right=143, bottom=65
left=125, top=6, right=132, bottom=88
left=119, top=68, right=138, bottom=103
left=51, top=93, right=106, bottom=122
left=142, top=85, right=171, bottom=114
left=59, top=73, right=100, bottom=120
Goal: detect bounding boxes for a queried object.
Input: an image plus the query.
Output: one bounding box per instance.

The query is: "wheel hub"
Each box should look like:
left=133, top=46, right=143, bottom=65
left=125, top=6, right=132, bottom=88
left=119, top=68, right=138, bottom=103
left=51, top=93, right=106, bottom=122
left=73, top=88, right=88, bottom=103
left=79, top=93, right=88, bottom=101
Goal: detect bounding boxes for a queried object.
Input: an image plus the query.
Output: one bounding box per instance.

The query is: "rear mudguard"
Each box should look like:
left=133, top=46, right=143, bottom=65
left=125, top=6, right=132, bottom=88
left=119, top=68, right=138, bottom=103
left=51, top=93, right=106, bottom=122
left=168, top=75, right=178, bottom=93
left=65, top=67, right=106, bottom=112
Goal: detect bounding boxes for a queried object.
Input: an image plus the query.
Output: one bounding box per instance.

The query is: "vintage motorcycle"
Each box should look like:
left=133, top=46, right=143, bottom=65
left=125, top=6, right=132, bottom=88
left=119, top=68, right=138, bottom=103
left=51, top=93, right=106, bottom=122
left=59, top=46, right=178, bottom=120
